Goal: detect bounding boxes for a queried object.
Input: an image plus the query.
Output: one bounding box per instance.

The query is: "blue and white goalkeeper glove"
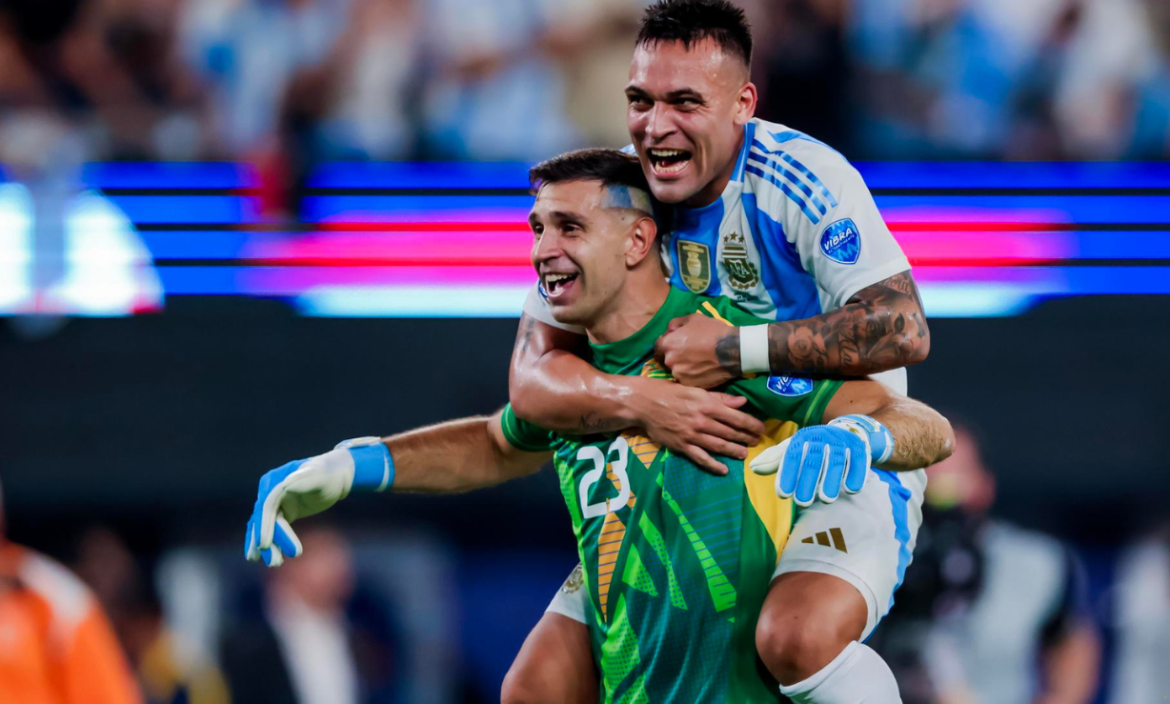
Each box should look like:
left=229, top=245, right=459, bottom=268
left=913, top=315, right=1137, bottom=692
left=244, top=437, right=394, bottom=567
left=749, top=415, right=894, bottom=507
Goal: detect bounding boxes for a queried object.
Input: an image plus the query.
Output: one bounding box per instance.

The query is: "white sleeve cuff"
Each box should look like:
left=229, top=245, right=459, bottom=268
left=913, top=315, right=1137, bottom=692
left=544, top=564, right=588, bottom=623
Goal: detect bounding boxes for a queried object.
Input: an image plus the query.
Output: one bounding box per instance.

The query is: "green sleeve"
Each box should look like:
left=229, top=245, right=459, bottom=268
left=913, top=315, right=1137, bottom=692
left=500, top=404, right=557, bottom=452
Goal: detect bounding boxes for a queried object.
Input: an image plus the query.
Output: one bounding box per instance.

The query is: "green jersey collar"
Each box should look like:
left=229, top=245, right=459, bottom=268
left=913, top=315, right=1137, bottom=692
left=588, top=287, right=698, bottom=373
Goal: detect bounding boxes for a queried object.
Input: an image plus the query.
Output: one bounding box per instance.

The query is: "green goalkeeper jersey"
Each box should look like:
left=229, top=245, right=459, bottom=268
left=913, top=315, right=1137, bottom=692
left=501, top=287, right=842, bottom=704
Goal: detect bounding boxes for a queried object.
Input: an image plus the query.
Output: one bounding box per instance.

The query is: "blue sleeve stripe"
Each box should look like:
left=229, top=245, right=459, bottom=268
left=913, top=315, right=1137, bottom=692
left=744, top=165, right=822, bottom=226
left=748, top=151, right=829, bottom=215
left=873, top=470, right=913, bottom=612
left=768, top=129, right=845, bottom=159
left=731, top=121, right=758, bottom=183
left=784, top=151, right=839, bottom=208
left=752, top=139, right=840, bottom=208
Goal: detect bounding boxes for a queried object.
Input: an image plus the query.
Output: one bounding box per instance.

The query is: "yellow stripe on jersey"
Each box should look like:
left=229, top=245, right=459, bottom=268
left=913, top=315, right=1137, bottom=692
left=701, top=301, right=733, bottom=326
left=596, top=512, right=626, bottom=621
left=744, top=419, right=799, bottom=560
left=639, top=358, right=672, bottom=380
left=623, top=431, right=662, bottom=469
left=596, top=452, right=638, bottom=621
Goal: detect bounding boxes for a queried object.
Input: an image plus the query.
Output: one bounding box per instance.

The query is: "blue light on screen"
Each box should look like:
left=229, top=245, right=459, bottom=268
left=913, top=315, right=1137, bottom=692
left=1, top=160, right=1167, bottom=318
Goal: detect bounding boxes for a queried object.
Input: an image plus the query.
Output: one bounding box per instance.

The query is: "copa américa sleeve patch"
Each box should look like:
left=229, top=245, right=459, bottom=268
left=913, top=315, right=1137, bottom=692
left=767, top=375, right=814, bottom=397
left=819, top=218, right=861, bottom=265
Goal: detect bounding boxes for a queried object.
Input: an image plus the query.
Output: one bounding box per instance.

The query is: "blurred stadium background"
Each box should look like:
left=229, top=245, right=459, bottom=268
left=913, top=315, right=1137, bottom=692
left=1, top=0, right=1169, bottom=702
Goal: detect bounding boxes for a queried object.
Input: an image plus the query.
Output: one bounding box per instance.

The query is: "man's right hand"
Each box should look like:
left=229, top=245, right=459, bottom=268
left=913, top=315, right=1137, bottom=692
left=628, top=378, right=765, bottom=475
left=245, top=437, right=393, bottom=567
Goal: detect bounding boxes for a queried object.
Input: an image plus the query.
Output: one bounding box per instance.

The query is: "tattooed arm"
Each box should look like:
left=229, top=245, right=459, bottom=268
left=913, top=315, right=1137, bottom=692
left=768, top=270, right=930, bottom=377
left=508, top=313, right=766, bottom=474
left=656, top=270, right=930, bottom=387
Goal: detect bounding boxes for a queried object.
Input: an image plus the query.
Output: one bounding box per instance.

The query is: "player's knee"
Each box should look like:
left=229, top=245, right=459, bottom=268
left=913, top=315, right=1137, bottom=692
left=756, top=584, right=865, bottom=685
left=756, top=610, right=856, bottom=685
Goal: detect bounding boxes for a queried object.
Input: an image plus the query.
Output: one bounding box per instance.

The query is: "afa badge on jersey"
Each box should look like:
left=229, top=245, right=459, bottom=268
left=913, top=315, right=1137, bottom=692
left=767, top=375, right=814, bottom=397
left=820, top=219, right=861, bottom=265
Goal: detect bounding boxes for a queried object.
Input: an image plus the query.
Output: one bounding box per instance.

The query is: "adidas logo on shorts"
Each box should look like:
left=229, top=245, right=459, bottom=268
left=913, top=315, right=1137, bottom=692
left=801, top=527, right=848, bottom=553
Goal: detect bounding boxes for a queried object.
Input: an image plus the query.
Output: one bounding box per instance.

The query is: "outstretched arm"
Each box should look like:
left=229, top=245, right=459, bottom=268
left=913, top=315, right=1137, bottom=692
left=655, top=271, right=931, bottom=388
left=509, top=313, right=765, bottom=474
left=389, top=413, right=549, bottom=494
left=244, top=410, right=548, bottom=566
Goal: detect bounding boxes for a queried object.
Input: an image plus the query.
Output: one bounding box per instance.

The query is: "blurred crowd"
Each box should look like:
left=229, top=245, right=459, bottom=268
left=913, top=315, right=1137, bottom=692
left=4, top=419, right=1170, bottom=704
left=0, top=0, right=1168, bottom=169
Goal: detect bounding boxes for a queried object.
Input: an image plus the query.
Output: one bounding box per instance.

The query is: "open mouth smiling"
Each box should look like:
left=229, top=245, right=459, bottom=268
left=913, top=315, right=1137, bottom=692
left=647, top=148, right=693, bottom=176
left=543, top=271, right=579, bottom=300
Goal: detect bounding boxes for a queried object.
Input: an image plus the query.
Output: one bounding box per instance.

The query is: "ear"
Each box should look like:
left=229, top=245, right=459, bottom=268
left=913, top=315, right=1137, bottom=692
left=734, top=82, right=758, bottom=126
left=625, top=216, right=659, bottom=268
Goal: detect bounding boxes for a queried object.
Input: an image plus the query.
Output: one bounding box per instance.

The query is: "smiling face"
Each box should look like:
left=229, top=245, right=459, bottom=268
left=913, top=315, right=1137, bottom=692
left=529, top=179, right=657, bottom=332
left=626, top=38, right=757, bottom=207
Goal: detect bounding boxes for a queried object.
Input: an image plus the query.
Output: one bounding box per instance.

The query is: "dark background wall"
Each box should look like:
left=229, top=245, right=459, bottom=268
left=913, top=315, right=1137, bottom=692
left=3, top=294, right=1167, bottom=552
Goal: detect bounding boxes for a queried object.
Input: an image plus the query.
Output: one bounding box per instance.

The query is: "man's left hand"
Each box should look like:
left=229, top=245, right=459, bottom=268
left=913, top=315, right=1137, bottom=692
left=654, top=313, right=741, bottom=388
left=749, top=415, right=894, bottom=507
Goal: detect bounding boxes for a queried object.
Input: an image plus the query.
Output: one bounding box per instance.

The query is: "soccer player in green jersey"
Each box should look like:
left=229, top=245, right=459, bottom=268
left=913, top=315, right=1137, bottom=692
left=244, top=149, right=954, bottom=703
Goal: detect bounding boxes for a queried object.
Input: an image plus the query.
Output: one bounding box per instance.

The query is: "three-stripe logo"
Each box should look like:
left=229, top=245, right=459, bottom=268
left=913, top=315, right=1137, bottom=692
left=801, top=527, right=848, bottom=553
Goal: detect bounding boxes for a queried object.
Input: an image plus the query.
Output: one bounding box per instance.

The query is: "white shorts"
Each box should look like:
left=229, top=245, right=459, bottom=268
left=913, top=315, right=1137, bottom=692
left=547, top=468, right=926, bottom=640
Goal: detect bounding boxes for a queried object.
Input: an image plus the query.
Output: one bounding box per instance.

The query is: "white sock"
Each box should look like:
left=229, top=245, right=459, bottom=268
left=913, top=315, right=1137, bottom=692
left=779, top=641, right=902, bottom=704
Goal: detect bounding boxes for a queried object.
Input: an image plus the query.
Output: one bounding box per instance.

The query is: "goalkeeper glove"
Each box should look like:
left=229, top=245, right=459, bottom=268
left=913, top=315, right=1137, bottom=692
left=750, top=414, right=893, bottom=507
left=244, top=437, right=393, bottom=567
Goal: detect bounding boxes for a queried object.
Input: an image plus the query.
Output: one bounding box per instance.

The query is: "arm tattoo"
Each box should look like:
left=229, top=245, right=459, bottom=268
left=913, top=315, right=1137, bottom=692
left=714, top=333, right=741, bottom=375
left=574, top=411, right=626, bottom=434
left=516, top=315, right=536, bottom=356
left=766, top=271, right=930, bottom=377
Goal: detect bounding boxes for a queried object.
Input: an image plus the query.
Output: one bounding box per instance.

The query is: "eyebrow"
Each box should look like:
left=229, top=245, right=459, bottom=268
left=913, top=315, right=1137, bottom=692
left=528, top=209, right=587, bottom=225
left=625, top=85, right=703, bottom=101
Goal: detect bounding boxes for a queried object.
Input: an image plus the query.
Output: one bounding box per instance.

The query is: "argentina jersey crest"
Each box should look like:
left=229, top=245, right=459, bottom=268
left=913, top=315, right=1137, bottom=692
left=720, top=231, right=760, bottom=292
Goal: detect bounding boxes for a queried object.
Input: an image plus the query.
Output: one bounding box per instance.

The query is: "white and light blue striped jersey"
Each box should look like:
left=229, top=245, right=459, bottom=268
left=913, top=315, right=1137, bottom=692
left=525, top=118, right=912, bottom=391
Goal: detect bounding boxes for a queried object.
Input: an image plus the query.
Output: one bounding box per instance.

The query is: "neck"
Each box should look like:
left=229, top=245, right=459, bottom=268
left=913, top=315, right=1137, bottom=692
left=682, top=128, right=745, bottom=208
left=585, top=271, right=671, bottom=345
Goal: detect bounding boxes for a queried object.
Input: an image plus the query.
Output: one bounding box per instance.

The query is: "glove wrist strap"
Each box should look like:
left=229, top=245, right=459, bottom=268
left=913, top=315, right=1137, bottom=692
left=338, top=438, right=395, bottom=492
left=828, top=414, right=895, bottom=465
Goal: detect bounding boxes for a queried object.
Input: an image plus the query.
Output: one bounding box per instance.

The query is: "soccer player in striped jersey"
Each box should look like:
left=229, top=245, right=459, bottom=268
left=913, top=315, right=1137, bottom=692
left=245, top=149, right=954, bottom=703
left=507, top=2, right=932, bottom=703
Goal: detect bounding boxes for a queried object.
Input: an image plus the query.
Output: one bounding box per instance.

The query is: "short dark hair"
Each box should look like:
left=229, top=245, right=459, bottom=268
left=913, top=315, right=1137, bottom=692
left=529, top=148, right=649, bottom=194
left=637, top=0, right=752, bottom=67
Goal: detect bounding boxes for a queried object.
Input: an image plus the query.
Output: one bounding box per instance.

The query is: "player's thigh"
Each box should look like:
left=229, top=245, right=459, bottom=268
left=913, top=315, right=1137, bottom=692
left=774, top=468, right=926, bottom=639
left=502, top=612, right=597, bottom=704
